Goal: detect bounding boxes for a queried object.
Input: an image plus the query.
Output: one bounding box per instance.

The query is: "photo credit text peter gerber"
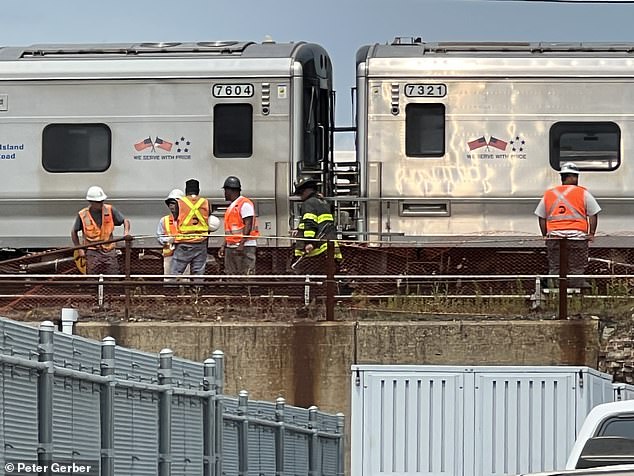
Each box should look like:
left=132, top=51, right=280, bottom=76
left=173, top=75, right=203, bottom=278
left=4, top=460, right=98, bottom=475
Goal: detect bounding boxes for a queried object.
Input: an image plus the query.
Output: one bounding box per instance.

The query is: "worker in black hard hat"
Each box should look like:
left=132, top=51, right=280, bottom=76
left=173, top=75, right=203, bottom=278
left=218, top=176, right=259, bottom=274
left=291, top=176, right=342, bottom=275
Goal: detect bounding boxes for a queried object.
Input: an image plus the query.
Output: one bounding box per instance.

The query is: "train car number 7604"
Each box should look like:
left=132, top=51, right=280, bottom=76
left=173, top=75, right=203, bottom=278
left=404, top=84, right=447, bottom=97
left=212, top=84, right=254, bottom=97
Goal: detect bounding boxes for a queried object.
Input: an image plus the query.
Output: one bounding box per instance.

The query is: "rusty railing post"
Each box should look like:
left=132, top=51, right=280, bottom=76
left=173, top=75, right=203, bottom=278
left=124, top=235, right=132, bottom=320
left=326, top=239, right=335, bottom=321
left=558, top=238, right=568, bottom=320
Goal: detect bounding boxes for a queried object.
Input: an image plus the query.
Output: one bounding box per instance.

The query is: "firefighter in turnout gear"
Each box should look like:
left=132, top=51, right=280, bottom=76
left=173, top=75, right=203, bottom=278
left=292, top=177, right=342, bottom=274
left=534, top=162, right=601, bottom=288
left=171, top=179, right=210, bottom=275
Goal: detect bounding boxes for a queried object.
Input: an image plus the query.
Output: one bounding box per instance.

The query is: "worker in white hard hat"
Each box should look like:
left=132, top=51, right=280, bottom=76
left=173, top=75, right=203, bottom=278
left=534, top=162, right=601, bottom=289
left=71, top=186, right=131, bottom=275
left=156, top=188, right=189, bottom=277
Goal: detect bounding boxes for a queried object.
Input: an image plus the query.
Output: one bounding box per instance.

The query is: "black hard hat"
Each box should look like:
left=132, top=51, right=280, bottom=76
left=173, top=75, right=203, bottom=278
left=222, top=176, right=242, bottom=190
left=185, top=179, right=200, bottom=195
left=293, top=177, right=319, bottom=195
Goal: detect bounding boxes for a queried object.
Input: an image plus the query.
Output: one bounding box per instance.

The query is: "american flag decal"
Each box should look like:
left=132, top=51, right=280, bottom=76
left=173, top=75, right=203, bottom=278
left=155, top=137, right=173, bottom=152
left=488, top=136, right=508, bottom=151
left=134, top=137, right=154, bottom=152
left=468, top=137, right=488, bottom=151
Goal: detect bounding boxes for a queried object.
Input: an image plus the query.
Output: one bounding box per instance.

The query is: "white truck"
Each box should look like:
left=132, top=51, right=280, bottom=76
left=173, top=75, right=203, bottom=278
left=517, top=400, right=634, bottom=475
left=565, top=400, right=634, bottom=470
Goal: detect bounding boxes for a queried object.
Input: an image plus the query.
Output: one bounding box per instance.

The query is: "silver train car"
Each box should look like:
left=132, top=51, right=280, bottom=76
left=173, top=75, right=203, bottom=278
left=0, top=40, right=333, bottom=252
left=3, top=38, right=634, bottom=257
left=353, top=38, right=634, bottom=248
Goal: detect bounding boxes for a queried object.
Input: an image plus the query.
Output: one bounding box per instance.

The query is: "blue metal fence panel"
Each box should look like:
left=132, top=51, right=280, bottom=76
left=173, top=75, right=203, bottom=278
left=53, top=375, right=74, bottom=459
left=0, top=318, right=345, bottom=475
left=254, top=401, right=278, bottom=420
left=222, top=419, right=240, bottom=474
left=285, top=406, right=310, bottom=427
left=172, top=358, right=202, bottom=389
left=69, top=335, right=102, bottom=374
left=1, top=319, right=38, bottom=358
left=1, top=320, right=39, bottom=460
left=284, top=429, right=310, bottom=475
left=171, top=395, right=204, bottom=475
left=113, top=386, right=135, bottom=475
left=248, top=423, right=277, bottom=475
left=72, top=378, right=101, bottom=464
left=133, top=391, right=160, bottom=476
left=320, top=437, right=340, bottom=476
left=2, top=365, right=39, bottom=459
left=182, top=397, right=204, bottom=475
left=114, top=347, right=159, bottom=382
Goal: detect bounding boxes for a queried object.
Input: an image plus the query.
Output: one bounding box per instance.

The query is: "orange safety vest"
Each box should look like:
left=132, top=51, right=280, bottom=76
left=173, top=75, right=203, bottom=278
left=544, top=185, right=589, bottom=234
left=161, top=214, right=179, bottom=256
left=224, top=196, right=260, bottom=245
left=79, top=204, right=116, bottom=251
left=176, top=195, right=209, bottom=243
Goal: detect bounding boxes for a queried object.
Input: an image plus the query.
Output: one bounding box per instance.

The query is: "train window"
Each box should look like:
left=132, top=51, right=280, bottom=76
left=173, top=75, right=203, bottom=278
left=405, top=103, right=445, bottom=157
left=550, top=122, right=620, bottom=171
left=42, top=124, right=111, bottom=173
left=213, top=104, right=253, bottom=158
left=303, top=86, right=328, bottom=168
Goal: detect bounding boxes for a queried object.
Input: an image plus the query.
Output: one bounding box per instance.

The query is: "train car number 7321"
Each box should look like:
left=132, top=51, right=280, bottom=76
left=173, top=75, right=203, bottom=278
left=404, top=84, right=447, bottom=97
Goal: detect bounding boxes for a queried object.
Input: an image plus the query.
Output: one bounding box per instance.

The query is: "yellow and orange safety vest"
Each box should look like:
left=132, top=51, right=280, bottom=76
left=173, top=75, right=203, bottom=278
left=176, top=195, right=209, bottom=243
left=161, top=214, right=179, bottom=256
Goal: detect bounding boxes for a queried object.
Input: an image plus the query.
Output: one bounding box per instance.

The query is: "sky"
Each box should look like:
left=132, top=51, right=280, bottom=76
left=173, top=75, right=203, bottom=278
left=4, top=0, right=633, bottom=148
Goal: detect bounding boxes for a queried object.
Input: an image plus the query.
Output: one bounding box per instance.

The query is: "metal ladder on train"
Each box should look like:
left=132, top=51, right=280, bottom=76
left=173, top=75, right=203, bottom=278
left=295, top=160, right=362, bottom=240
left=331, top=161, right=361, bottom=241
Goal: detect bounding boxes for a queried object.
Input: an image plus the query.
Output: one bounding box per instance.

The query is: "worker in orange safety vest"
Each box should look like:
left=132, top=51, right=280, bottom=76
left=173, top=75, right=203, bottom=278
left=534, top=162, right=601, bottom=288
left=218, top=176, right=260, bottom=275
left=71, top=185, right=130, bottom=275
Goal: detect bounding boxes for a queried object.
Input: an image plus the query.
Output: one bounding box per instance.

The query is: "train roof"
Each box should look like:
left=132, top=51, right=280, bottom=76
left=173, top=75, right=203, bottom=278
left=0, top=40, right=332, bottom=81
left=357, top=37, right=634, bottom=78
left=0, top=40, right=327, bottom=60
left=359, top=37, right=634, bottom=59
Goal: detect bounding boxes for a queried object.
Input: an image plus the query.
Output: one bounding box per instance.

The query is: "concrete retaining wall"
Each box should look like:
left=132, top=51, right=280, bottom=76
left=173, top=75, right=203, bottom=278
left=77, top=320, right=599, bottom=414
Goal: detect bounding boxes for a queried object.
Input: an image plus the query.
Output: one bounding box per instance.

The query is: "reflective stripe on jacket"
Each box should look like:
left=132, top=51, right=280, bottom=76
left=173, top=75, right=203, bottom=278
left=176, top=196, right=209, bottom=243
left=544, top=185, right=589, bottom=234
left=294, top=193, right=342, bottom=259
left=79, top=204, right=115, bottom=251
left=223, top=196, right=260, bottom=245
left=162, top=214, right=179, bottom=256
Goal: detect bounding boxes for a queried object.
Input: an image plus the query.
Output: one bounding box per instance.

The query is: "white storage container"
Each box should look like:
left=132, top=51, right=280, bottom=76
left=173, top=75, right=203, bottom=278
left=351, top=365, right=616, bottom=476
left=613, top=382, right=634, bottom=401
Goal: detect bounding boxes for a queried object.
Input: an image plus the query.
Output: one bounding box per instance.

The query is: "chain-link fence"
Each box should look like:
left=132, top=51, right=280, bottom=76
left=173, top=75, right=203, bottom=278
left=2, top=236, right=634, bottom=320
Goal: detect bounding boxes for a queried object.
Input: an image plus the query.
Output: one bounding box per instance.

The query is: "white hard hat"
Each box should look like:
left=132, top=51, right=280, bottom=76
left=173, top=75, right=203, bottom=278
left=86, top=185, right=107, bottom=202
left=165, top=188, right=184, bottom=203
left=207, top=215, right=221, bottom=232
left=559, top=162, right=580, bottom=175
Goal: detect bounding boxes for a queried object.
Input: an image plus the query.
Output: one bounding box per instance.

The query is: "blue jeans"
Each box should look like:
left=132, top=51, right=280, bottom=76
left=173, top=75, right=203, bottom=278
left=171, top=241, right=208, bottom=275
